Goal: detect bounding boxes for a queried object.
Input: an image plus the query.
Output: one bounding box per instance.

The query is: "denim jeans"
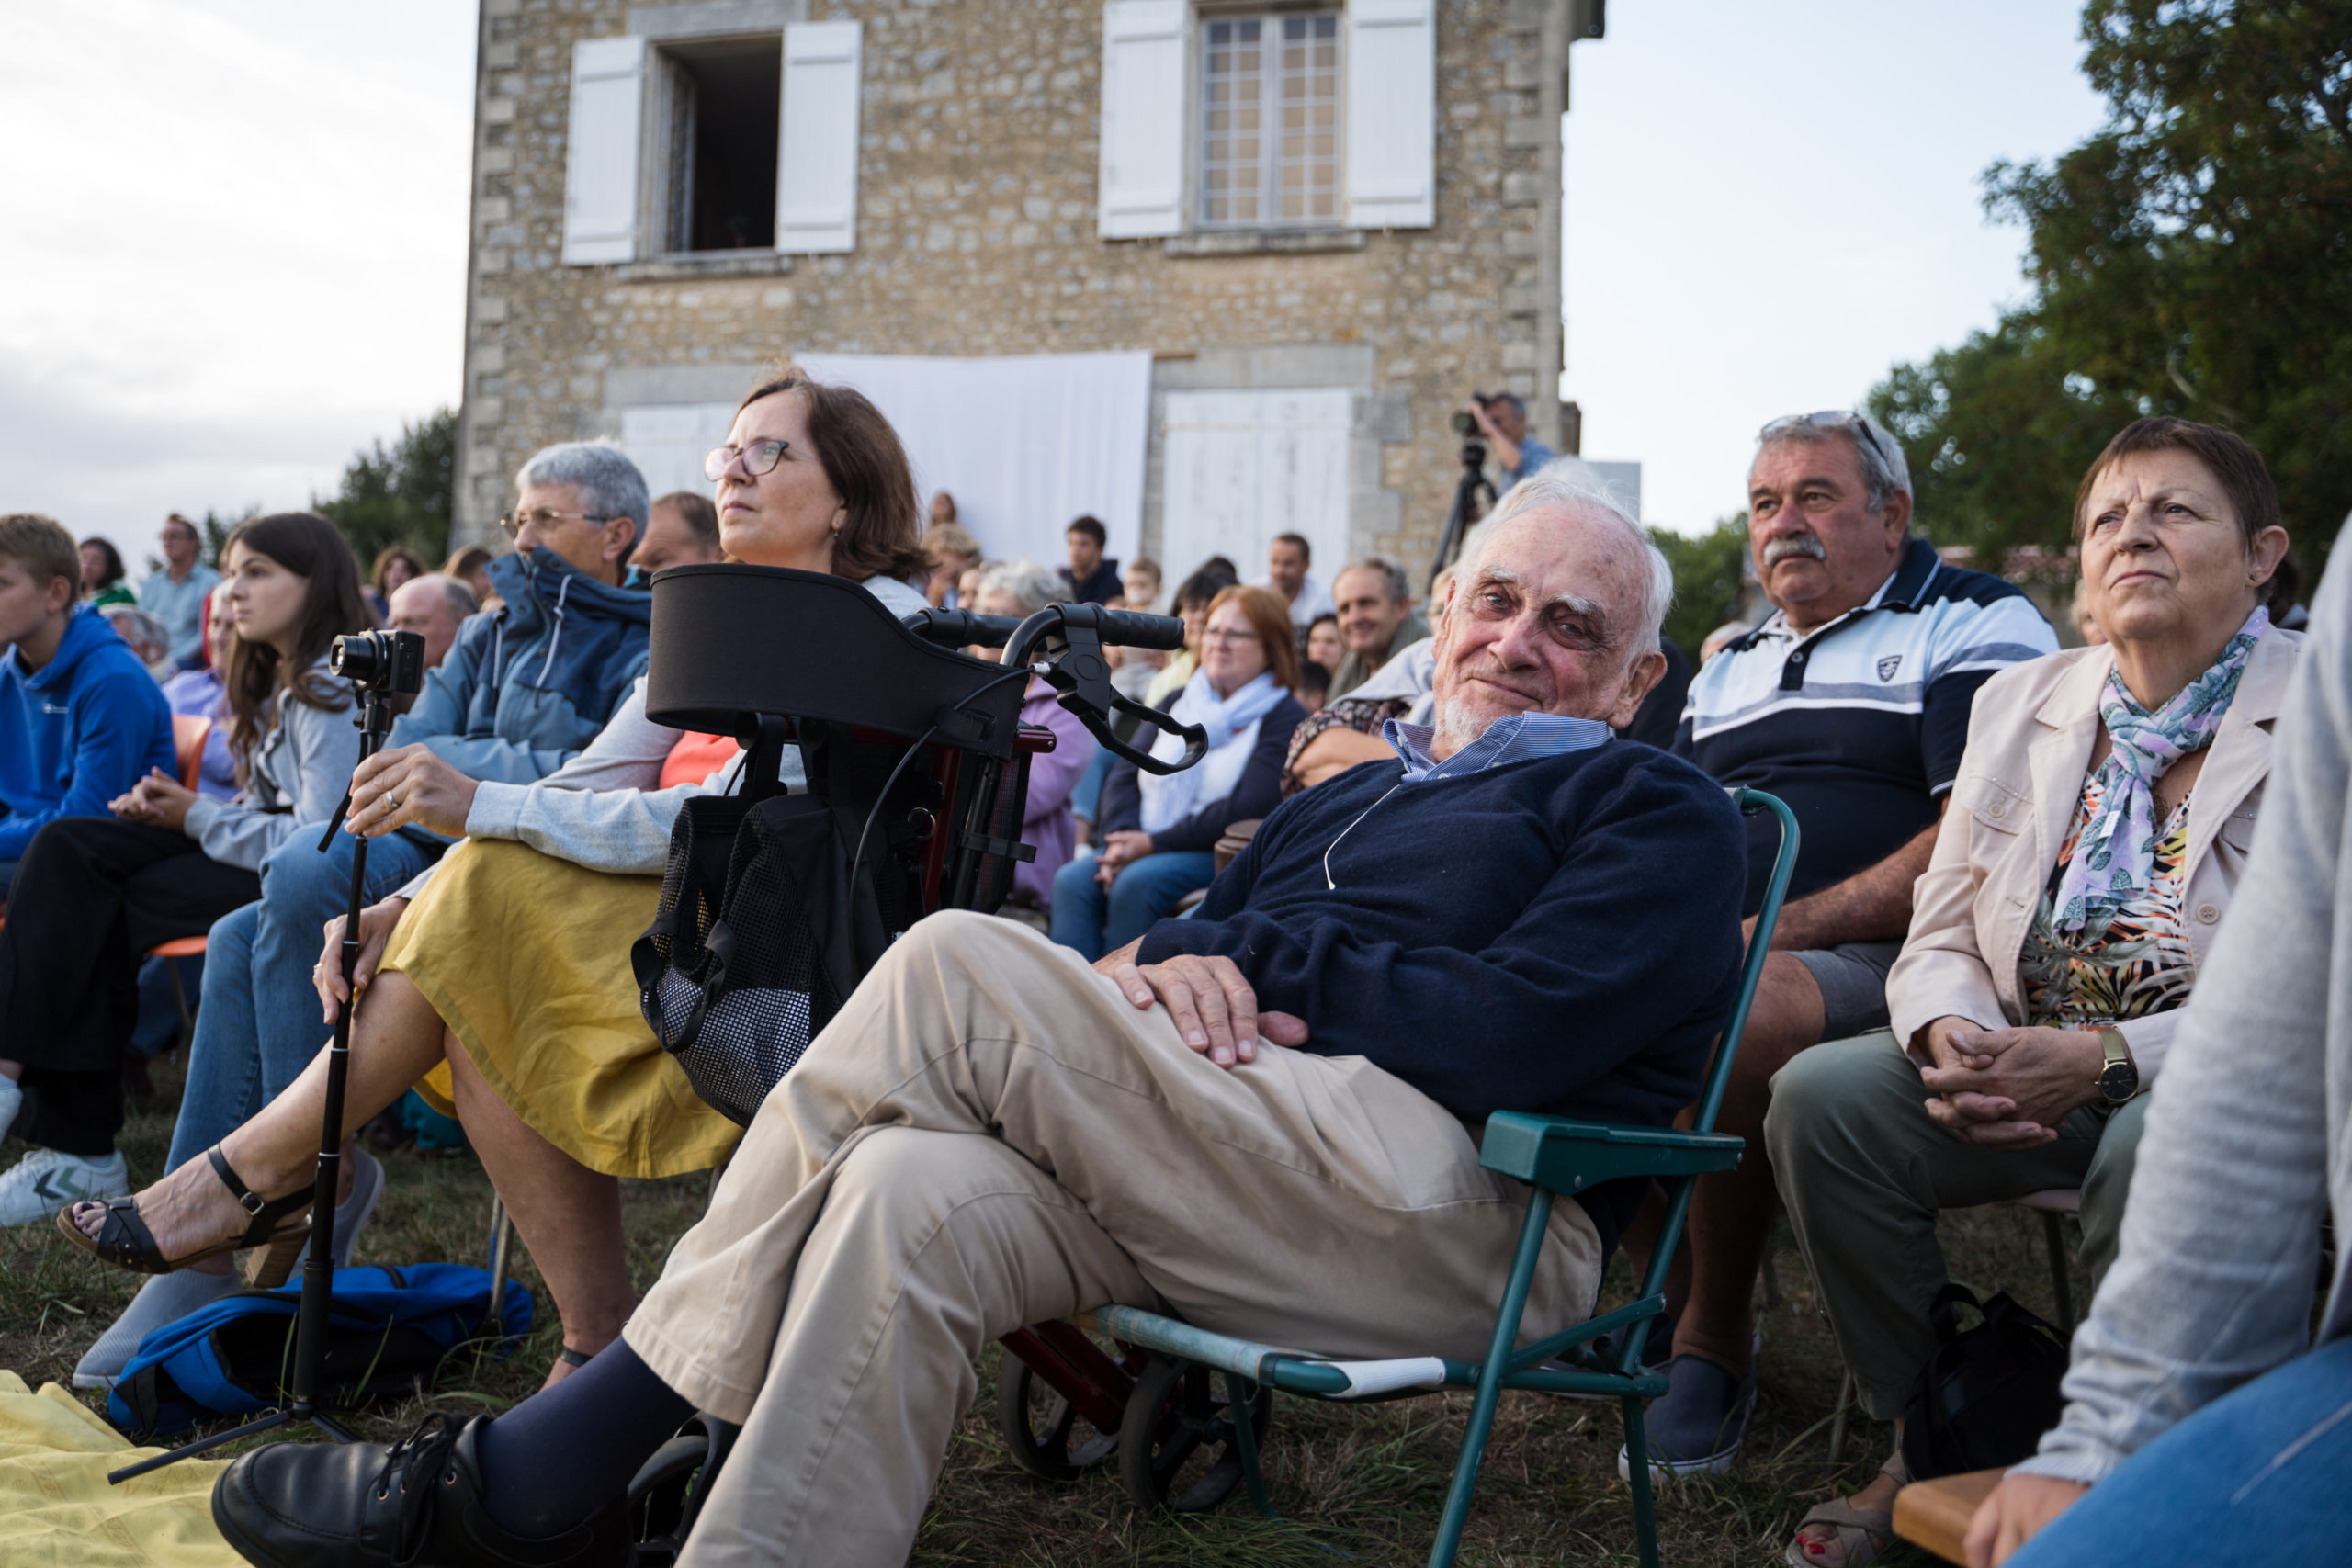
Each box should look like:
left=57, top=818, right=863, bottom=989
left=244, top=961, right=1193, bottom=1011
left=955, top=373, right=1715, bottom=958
left=2011, top=1334, right=2352, bottom=1566
left=1047, top=849, right=1216, bottom=961
left=165, top=826, right=441, bottom=1173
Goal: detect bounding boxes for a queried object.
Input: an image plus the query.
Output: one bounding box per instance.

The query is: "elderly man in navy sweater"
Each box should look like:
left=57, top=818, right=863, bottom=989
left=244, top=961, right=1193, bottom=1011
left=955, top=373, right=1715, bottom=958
left=213, top=473, right=1750, bottom=1568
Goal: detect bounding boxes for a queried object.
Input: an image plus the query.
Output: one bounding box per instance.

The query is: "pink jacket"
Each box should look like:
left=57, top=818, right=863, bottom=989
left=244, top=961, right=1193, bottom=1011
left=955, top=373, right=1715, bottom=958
left=1886, top=627, right=2301, bottom=1087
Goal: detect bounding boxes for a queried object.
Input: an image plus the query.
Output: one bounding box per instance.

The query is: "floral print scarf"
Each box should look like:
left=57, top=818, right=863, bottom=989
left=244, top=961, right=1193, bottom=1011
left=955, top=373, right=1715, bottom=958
left=2051, top=605, right=2267, bottom=932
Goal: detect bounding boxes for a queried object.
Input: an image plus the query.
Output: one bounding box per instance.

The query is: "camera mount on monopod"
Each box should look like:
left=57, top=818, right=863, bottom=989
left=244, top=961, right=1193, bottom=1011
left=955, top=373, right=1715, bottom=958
left=110, top=627, right=427, bottom=1484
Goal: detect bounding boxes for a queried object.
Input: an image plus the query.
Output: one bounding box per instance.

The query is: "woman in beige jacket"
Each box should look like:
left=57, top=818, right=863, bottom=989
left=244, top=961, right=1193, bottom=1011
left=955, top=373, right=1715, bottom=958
left=1768, top=416, right=2301, bottom=1568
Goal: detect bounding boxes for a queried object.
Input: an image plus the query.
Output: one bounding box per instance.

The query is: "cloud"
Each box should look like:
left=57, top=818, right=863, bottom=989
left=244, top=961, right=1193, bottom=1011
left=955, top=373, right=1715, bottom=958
left=0, top=0, right=474, bottom=565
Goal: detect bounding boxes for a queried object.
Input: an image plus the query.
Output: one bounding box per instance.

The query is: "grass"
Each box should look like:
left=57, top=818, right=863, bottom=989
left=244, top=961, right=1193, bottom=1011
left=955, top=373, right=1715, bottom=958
left=0, top=1046, right=2086, bottom=1566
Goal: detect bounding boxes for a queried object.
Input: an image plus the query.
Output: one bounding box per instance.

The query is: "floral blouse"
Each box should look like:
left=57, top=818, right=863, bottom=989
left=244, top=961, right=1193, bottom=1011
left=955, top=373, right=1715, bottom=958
left=2019, top=770, right=2198, bottom=1028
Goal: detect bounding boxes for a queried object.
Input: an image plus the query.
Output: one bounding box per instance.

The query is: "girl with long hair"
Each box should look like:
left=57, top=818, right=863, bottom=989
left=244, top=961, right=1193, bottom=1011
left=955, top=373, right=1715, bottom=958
left=0, top=513, right=373, bottom=1230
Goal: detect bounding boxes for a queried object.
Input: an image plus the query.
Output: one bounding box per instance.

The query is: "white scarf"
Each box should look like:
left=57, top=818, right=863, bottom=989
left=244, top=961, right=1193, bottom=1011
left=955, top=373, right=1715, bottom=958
left=1136, top=670, right=1287, bottom=835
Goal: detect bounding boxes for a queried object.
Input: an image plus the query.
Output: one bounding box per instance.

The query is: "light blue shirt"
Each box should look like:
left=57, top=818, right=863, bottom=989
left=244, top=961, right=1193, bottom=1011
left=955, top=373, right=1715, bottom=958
left=137, top=562, right=220, bottom=668
left=1382, top=710, right=1611, bottom=784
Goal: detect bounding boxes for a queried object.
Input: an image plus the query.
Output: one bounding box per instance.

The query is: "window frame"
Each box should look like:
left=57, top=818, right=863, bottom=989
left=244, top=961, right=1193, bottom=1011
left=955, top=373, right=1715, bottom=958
left=645, top=32, right=786, bottom=261
left=1193, top=6, right=1346, bottom=232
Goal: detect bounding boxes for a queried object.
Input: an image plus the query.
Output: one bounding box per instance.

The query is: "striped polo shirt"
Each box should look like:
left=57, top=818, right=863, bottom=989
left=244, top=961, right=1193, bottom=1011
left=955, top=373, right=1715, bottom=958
left=1673, top=536, right=2058, bottom=912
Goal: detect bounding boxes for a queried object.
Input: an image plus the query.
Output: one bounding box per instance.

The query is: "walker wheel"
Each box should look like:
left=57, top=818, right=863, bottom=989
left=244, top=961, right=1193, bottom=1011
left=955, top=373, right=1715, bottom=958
left=627, top=1427, right=713, bottom=1567
left=1115, top=1357, right=1272, bottom=1513
left=995, top=1350, right=1120, bottom=1482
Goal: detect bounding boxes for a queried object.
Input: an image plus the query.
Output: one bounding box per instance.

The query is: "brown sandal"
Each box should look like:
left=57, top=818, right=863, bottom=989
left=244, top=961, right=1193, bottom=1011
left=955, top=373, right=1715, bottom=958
left=53, top=1147, right=315, bottom=1288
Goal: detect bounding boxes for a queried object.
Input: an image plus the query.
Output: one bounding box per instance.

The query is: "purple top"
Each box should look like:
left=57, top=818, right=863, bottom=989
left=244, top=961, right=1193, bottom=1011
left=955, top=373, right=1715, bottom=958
left=1015, top=678, right=1092, bottom=909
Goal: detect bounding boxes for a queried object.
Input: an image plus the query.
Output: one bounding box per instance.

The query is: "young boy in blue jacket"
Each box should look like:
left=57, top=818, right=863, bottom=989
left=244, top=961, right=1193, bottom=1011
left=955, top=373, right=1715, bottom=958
left=0, top=513, right=175, bottom=902
left=0, top=513, right=175, bottom=1143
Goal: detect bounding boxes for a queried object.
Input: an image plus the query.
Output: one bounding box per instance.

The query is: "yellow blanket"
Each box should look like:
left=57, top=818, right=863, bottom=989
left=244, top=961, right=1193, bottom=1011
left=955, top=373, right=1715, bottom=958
left=0, top=1371, right=238, bottom=1568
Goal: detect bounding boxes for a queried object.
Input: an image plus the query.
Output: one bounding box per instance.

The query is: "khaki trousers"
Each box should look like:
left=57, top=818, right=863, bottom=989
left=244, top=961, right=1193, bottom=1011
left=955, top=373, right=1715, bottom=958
left=625, top=911, right=1603, bottom=1568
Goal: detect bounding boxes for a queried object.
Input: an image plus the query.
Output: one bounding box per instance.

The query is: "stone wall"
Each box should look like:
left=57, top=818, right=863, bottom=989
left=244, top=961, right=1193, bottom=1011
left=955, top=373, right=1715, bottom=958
left=457, top=0, right=1566, bottom=577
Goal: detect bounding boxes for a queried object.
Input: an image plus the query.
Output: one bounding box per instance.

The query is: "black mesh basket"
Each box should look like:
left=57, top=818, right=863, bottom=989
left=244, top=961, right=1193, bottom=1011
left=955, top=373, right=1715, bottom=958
left=631, top=792, right=887, bottom=1126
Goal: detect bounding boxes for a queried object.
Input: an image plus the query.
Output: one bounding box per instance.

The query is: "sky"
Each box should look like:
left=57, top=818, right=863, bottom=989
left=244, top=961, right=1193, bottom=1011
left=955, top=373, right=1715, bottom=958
left=0, top=0, right=477, bottom=579
left=0, top=1, right=2109, bottom=575
left=1564, top=1, right=2109, bottom=535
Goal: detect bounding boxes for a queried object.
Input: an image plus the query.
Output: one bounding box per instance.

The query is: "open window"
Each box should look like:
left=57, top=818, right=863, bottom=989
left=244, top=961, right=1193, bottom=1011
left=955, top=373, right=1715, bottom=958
left=657, top=39, right=781, bottom=254
left=560, top=20, right=862, bottom=265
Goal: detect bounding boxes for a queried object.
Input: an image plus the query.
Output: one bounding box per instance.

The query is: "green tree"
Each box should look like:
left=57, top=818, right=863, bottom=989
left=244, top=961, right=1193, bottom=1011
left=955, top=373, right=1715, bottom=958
left=313, top=408, right=458, bottom=570
left=1652, top=515, right=1751, bottom=656
left=1869, top=0, right=2352, bottom=577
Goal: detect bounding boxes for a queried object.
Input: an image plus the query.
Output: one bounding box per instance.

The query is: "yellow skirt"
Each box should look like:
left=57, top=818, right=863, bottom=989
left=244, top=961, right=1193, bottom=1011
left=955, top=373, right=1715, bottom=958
left=387, top=839, right=743, bottom=1179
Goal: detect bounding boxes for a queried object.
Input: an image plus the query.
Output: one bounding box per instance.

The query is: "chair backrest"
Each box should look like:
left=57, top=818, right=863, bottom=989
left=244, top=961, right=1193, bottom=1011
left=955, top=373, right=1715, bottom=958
left=1627, top=787, right=1799, bottom=1325
left=172, top=714, right=213, bottom=792
left=1688, top=787, right=1801, bottom=1138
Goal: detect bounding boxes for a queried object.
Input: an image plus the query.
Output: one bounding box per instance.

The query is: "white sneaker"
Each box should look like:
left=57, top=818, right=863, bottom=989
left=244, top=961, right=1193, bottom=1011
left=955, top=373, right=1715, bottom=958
left=0, top=1074, right=20, bottom=1141
left=0, top=1148, right=130, bottom=1225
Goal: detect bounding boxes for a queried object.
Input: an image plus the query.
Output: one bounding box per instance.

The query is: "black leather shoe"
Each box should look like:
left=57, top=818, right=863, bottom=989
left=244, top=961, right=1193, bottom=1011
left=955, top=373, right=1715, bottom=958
left=210, top=1413, right=630, bottom=1568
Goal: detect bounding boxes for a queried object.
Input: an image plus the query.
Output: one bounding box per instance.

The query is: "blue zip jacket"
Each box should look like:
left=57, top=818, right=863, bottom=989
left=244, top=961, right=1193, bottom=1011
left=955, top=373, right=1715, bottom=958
left=0, top=605, right=176, bottom=860
left=388, top=547, right=652, bottom=785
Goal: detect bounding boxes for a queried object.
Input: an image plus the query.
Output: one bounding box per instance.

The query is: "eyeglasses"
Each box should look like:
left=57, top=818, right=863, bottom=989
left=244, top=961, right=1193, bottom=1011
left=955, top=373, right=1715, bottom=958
left=1759, top=410, right=1896, bottom=476
left=1201, top=627, right=1261, bottom=647
left=703, top=437, right=790, bottom=483
left=499, top=507, right=616, bottom=539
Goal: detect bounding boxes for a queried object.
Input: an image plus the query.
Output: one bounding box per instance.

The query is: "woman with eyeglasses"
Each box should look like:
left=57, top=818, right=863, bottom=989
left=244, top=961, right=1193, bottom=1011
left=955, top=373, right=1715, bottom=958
left=1052, top=583, right=1305, bottom=958
left=61, top=369, right=934, bottom=1386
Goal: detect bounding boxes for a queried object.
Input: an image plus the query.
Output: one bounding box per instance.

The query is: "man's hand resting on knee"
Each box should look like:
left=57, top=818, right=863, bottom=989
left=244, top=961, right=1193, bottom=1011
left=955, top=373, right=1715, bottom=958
left=1094, top=941, right=1309, bottom=1069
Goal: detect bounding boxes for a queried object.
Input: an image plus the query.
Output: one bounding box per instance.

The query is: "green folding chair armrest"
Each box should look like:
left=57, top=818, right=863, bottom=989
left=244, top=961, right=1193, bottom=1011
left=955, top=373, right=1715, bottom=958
left=1478, top=1111, right=1744, bottom=1192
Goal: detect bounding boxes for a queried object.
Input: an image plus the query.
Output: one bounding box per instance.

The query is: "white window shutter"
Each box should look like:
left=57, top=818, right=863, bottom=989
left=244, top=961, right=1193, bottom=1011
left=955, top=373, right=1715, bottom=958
left=776, top=21, right=863, bottom=254
left=562, top=36, right=648, bottom=265
left=1097, top=0, right=1184, bottom=239
left=1345, top=0, right=1435, bottom=230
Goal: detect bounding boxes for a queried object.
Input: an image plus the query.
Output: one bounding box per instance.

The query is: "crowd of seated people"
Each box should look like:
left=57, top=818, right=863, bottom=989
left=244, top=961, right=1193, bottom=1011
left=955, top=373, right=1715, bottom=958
left=3, top=373, right=2345, bottom=1568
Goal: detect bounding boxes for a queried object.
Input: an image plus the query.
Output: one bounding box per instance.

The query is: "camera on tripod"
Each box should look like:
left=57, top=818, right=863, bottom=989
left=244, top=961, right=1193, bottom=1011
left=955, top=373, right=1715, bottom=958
left=329, top=629, right=426, bottom=696
left=1450, top=391, right=1495, bottom=438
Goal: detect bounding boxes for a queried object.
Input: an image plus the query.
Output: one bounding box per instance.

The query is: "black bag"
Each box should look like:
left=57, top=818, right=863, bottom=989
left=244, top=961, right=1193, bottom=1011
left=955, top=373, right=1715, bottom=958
left=632, top=791, right=889, bottom=1125
left=1900, top=1283, right=2071, bottom=1479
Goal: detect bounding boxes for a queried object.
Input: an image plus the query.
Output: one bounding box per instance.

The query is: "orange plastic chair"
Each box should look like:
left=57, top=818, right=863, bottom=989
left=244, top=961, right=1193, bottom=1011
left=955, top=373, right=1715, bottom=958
left=151, top=714, right=219, bottom=1043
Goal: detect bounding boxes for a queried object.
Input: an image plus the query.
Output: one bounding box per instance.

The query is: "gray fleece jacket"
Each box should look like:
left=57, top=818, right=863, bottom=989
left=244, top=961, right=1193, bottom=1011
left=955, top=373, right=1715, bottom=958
left=2017, top=529, right=2352, bottom=1486
left=394, top=575, right=931, bottom=896
left=182, top=657, right=367, bottom=872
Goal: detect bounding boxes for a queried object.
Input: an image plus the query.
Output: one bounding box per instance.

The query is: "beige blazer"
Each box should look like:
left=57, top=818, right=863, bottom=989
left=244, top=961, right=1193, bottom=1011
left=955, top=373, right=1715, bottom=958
left=1885, top=626, right=2303, bottom=1084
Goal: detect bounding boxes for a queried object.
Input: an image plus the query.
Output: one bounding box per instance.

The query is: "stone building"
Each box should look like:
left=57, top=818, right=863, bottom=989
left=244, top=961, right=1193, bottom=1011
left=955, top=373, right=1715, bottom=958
left=452, top=0, right=1598, bottom=580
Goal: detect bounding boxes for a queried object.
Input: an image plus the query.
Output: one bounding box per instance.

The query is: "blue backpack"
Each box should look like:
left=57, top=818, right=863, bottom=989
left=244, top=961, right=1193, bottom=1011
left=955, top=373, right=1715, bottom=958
left=108, top=1263, right=534, bottom=1439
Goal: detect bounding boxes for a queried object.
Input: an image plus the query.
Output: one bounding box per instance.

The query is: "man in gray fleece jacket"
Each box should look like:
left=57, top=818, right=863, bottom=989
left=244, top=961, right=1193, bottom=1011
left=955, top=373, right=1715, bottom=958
left=1966, top=523, right=2352, bottom=1566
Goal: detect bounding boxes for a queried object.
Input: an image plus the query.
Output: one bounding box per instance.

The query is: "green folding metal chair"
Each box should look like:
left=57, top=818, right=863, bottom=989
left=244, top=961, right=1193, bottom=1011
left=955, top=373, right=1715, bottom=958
left=1045, top=787, right=1798, bottom=1568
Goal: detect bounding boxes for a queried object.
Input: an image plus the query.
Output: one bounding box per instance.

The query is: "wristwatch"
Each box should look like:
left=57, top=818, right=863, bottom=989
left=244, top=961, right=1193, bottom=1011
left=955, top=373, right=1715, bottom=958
left=2095, top=1027, right=2139, bottom=1104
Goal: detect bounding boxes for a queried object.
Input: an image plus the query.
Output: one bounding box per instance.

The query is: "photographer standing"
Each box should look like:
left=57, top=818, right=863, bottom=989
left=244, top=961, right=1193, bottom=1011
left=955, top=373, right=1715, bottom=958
left=1462, top=392, right=1555, bottom=488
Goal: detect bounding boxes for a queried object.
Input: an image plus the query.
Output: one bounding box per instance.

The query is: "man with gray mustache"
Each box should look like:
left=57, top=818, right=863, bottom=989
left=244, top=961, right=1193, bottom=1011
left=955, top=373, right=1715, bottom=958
left=1633, top=412, right=2058, bottom=1481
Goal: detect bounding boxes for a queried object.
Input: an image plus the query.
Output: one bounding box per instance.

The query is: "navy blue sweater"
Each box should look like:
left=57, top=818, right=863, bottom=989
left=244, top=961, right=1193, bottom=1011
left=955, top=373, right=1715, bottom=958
left=1138, top=742, right=1746, bottom=1139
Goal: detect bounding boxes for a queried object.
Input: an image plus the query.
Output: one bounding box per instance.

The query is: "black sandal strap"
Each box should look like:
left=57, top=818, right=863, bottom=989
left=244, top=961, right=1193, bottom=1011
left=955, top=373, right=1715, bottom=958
left=94, top=1197, right=167, bottom=1272
left=207, top=1146, right=315, bottom=1248
left=557, top=1346, right=594, bottom=1367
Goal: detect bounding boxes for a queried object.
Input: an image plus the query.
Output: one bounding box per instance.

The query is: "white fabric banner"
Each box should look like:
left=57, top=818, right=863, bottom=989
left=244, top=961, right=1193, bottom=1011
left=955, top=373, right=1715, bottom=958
left=793, top=350, right=1153, bottom=570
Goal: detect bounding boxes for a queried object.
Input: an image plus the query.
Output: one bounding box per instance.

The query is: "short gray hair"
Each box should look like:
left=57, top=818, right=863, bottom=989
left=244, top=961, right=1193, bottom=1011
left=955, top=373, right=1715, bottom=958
left=1337, top=555, right=1412, bottom=605
left=105, top=604, right=169, bottom=658
left=514, top=440, right=650, bottom=545
left=1470, top=459, right=1674, bottom=660
left=1754, top=411, right=1911, bottom=514
left=396, top=570, right=479, bottom=622
left=978, top=558, right=1064, bottom=618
